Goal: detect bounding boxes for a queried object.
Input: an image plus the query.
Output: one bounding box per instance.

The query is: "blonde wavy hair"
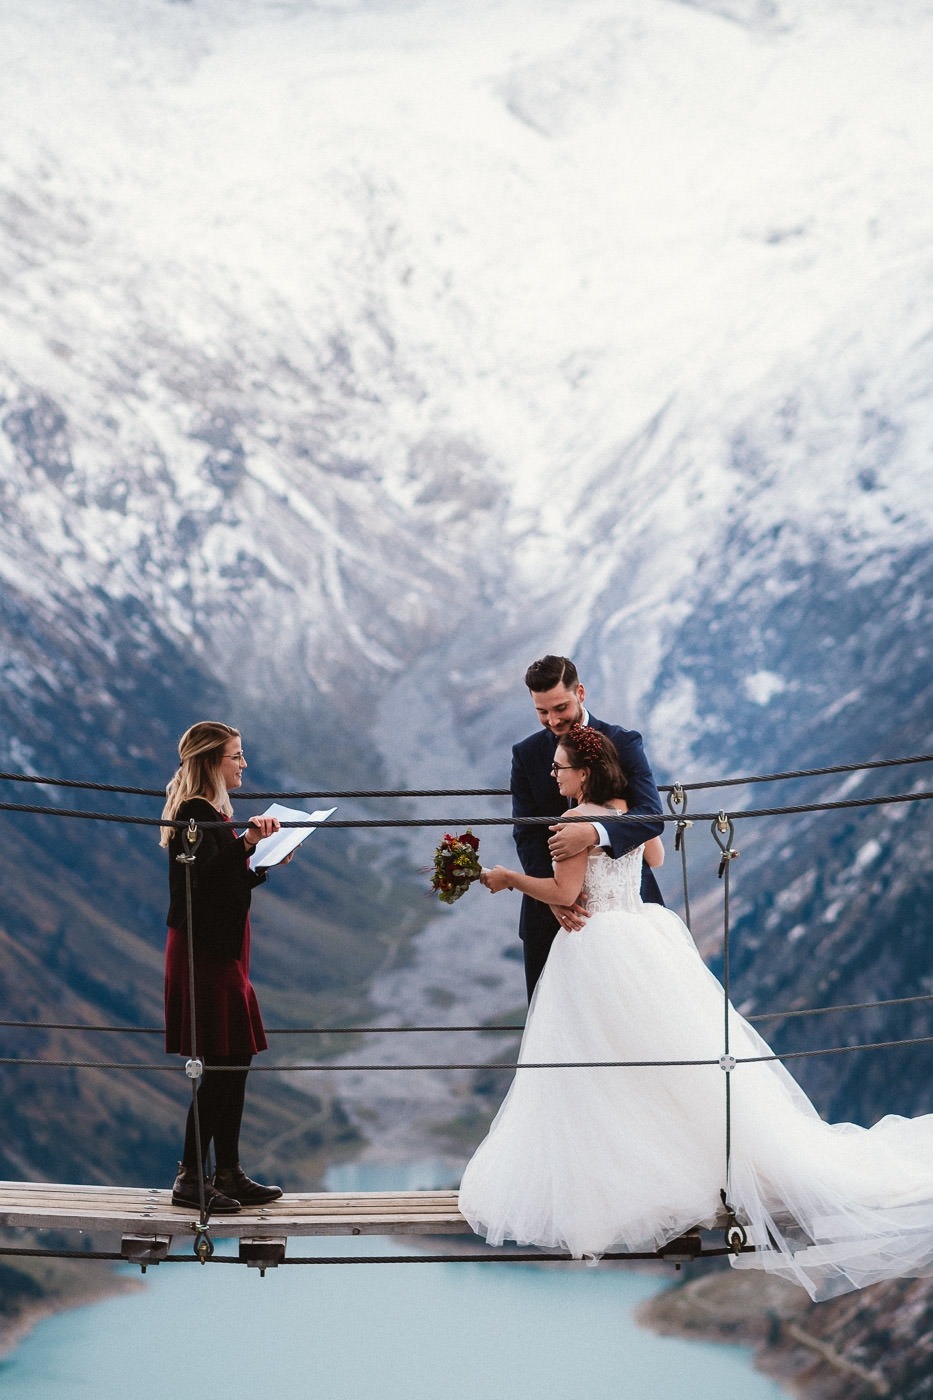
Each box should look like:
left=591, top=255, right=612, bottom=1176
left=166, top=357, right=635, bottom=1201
left=159, top=721, right=240, bottom=847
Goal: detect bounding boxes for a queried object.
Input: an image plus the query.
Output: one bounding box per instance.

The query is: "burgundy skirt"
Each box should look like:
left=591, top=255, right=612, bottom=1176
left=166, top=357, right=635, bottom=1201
left=164, top=913, right=267, bottom=1057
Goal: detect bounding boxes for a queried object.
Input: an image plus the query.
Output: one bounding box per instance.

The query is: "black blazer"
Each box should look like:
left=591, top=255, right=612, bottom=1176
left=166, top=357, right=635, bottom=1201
left=165, top=797, right=266, bottom=959
left=510, top=715, right=664, bottom=943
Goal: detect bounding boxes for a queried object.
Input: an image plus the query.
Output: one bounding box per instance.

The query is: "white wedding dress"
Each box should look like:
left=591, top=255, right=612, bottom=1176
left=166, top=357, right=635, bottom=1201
left=458, top=848, right=933, bottom=1300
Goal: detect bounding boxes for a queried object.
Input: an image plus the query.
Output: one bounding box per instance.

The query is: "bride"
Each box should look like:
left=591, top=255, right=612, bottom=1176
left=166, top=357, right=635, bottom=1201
left=458, top=723, right=933, bottom=1301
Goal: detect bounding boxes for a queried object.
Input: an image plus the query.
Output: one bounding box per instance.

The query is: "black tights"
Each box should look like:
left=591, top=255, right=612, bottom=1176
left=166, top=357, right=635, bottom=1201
left=181, top=1054, right=252, bottom=1173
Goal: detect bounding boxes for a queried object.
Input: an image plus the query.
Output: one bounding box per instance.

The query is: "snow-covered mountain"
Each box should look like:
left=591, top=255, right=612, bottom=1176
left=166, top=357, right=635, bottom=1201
left=0, top=0, right=931, bottom=1180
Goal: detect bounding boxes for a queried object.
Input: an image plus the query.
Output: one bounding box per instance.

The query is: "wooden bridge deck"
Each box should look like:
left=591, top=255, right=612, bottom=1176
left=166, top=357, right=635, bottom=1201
left=0, top=1180, right=470, bottom=1239
left=0, top=1181, right=735, bottom=1269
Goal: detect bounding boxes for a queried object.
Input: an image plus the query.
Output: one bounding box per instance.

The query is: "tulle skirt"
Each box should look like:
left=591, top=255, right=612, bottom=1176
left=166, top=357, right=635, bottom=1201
left=458, top=902, right=933, bottom=1300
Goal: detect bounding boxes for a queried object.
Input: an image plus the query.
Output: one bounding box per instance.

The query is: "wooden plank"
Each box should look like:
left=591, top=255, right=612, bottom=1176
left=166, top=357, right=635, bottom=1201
left=0, top=1184, right=456, bottom=1206
left=0, top=1183, right=459, bottom=1206
left=0, top=1182, right=472, bottom=1238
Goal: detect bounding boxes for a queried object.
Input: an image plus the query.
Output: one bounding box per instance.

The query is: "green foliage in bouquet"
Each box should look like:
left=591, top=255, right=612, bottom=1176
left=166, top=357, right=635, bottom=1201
left=429, top=830, right=482, bottom=904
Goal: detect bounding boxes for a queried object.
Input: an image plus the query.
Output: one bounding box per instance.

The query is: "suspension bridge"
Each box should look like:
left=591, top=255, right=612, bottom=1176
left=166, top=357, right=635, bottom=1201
left=0, top=753, right=930, bottom=1274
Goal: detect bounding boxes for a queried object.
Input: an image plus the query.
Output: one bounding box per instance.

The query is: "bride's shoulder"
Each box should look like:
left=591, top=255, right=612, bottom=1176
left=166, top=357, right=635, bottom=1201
left=559, top=804, right=604, bottom=823
left=574, top=800, right=629, bottom=816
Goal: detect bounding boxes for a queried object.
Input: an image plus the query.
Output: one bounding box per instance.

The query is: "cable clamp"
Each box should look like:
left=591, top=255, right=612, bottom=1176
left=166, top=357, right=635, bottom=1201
left=185, top=1058, right=204, bottom=1081
left=668, top=787, right=694, bottom=851
left=719, top=1054, right=736, bottom=1073
left=711, top=814, right=739, bottom=878
left=193, top=1223, right=214, bottom=1264
left=666, top=784, right=688, bottom=815
left=175, top=818, right=203, bottom=864
left=719, top=1190, right=749, bottom=1255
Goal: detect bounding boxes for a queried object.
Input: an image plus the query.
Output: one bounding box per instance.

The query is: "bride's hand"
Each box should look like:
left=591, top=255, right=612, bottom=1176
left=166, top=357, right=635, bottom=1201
left=481, top=866, right=514, bottom=894
left=549, top=900, right=590, bottom=932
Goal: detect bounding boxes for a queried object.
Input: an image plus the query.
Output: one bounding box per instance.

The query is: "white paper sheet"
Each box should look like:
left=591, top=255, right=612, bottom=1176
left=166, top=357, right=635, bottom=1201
left=240, top=802, right=336, bottom=868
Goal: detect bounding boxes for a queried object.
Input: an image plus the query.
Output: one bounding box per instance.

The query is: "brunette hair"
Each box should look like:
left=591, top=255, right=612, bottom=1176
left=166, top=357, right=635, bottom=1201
left=557, top=724, right=628, bottom=806
left=159, top=720, right=240, bottom=846
left=524, top=655, right=579, bottom=693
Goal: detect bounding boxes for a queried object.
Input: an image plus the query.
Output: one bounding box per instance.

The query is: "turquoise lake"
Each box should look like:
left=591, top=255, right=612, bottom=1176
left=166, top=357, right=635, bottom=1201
left=0, top=1163, right=787, bottom=1400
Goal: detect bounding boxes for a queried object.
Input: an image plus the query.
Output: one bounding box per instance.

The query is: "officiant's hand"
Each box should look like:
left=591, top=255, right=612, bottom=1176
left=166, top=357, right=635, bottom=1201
left=548, top=821, right=598, bottom=862
left=549, top=900, right=590, bottom=932
left=243, top=815, right=281, bottom=851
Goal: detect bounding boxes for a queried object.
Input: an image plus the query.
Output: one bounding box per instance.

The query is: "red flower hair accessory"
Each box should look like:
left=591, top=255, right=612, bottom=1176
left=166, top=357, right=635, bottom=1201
left=565, top=724, right=605, bottom=762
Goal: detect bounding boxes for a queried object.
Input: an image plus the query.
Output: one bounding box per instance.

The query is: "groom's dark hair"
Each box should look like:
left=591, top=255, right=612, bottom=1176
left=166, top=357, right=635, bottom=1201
left=524, top=655, right=579, bottom=693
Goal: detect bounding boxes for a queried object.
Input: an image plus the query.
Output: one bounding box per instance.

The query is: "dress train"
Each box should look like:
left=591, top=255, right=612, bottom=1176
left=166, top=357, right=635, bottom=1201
left=458, top=849, right=933, bottom=1300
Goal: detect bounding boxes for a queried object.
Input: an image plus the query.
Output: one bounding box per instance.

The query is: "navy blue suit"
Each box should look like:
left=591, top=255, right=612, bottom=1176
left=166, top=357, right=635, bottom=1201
left=511, top=715, right=664, bottom=999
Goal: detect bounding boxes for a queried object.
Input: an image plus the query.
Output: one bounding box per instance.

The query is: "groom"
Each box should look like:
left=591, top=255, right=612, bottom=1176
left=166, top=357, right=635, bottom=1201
left=511, top=655, right=665, bottom=999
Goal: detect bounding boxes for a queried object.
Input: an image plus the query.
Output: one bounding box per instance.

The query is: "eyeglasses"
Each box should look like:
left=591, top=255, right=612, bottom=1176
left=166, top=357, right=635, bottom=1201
left=224, top=751, right=246, bottom=763
left=550, top=762, right=576, bottom=775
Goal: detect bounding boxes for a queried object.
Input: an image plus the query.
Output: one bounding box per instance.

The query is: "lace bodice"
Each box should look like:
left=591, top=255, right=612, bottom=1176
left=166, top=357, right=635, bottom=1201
left=580, top=847, right=645, bottom=913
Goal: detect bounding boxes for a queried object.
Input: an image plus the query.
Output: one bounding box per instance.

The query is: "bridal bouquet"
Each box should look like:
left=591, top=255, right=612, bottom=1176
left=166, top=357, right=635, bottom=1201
left=429, top=830, right=482, bottom=904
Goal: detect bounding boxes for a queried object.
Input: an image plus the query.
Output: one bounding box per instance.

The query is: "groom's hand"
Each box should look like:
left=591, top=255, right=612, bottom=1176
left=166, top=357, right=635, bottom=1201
left=548, top=821, right=598, bottom=862
left=549, top=901, right=590, bottom=932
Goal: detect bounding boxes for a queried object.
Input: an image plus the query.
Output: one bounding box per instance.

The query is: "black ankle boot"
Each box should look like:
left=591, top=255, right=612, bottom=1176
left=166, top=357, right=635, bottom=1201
left=213, top=1164, right=283, bottom=1205
left=172, top=1163, right=241, bottom=1214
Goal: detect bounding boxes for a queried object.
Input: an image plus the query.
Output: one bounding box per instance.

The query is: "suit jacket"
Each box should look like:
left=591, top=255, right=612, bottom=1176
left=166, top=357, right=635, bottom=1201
left=510, top=715, right=664, bottom=943
left=165, top=797, right=266, bottom=960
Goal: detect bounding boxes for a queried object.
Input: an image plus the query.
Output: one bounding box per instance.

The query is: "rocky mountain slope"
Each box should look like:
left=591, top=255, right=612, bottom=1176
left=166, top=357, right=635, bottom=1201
left=642, top=1268, right=933, bottom=1400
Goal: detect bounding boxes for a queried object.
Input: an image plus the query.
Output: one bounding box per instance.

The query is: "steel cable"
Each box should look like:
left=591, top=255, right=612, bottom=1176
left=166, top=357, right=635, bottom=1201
left=0, top=786, right=931, bottom=828
left=0, top=749, right=929, bottom=798
left=2, top=1033, right=931, bottom=1074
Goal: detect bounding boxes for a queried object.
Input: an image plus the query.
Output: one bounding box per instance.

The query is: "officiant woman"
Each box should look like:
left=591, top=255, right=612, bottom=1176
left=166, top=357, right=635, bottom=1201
left=160, top=720, right=286, bottom=1213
